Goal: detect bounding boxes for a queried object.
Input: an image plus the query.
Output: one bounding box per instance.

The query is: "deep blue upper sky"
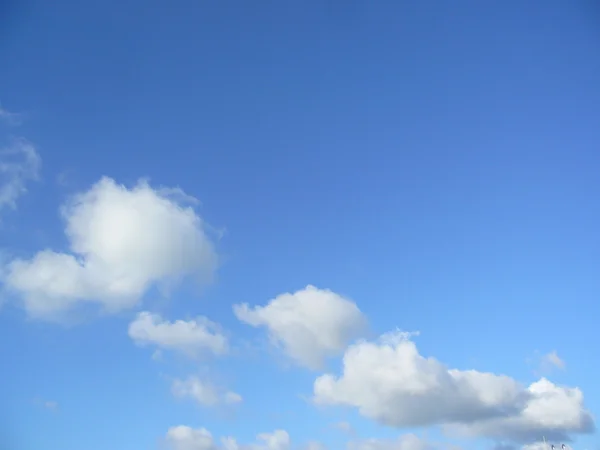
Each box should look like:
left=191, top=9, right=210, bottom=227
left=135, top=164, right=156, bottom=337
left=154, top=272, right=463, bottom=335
left=1, top=1, right=599, bottom=450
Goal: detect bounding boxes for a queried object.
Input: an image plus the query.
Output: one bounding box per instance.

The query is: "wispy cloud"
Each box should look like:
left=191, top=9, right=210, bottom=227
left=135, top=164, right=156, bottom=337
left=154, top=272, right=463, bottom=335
left=0, top=105, right=23, bottom=127
left=0, top=139, right=41, bottom=212
left=528, top=350, right=566, bottom=375
left=541, top=350, right=566, bottom=371
left=332, top=421, right=356, bottom=436
left=32, top=398, right=59, bottom=412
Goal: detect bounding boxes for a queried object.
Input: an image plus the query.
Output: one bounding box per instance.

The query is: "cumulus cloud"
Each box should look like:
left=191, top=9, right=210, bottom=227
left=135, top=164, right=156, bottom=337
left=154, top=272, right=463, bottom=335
left=313, top=331, right=594, bottom=443
left=238, top=430, right=291, bottom=450
left=0, top=139, right=40, bottom=212
left=164, top=428, right=441, bottom=450
left=129, top=312, right=227, bottom=358
left=450, top=378, right=594, bottom=441
left=233, top=285, right=367, bottom=370
left=165, top=427, right=292, bottom=450
left=347, top=434, right=435, bottom=450
left=166, top=426, right=218, bottom=450
left=171, top=376, right=242, bottom=407
left=3, top=177, right=218, bottom=319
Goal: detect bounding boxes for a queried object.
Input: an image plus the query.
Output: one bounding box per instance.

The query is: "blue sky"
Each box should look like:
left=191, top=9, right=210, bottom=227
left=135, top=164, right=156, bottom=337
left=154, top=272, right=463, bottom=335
left=1, top=1, right=599, bottom=449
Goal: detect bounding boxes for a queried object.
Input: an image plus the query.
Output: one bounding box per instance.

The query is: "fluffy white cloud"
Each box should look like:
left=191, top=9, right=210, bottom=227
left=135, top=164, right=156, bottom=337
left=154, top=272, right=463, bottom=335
left=313, top=331, right=594, bottom=443
left=347, top=434, right=434, bottom=450
left=129, top=312, right=227, bottom=357
left=450, top=378, right=594, bottom=442
left=0, top=139, right=40, bottom=212
left=166, top=426, right=217, bottom=450
left=241, top=430, right=290, bottom=450
left=3, top=177, right=218, bottom=319
left=164, top=427, right=442, bottom=450
left=171, top=376, right=242, bottom=407
left=165, top=427, right=292, bottom=450
left=233, top=285, right=367, bottom=369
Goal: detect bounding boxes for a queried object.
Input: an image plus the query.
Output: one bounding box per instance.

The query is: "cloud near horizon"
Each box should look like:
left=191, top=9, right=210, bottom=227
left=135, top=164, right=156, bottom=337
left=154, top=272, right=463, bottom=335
left=312, top=332, right=594, bottom=444
left=163, top=427, right=442, bottom=450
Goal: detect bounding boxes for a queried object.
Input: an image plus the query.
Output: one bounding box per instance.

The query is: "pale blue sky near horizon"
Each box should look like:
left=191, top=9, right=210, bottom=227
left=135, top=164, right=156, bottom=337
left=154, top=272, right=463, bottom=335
left=1, top=1, right=599, bottom=450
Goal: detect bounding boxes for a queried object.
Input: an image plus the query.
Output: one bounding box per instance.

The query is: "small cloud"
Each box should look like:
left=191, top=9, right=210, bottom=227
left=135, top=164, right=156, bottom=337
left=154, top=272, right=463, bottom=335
left=223, top=391, right=243, bottom=405
left=151, top=349, right=163, bottom=362
left=156, top=185, right=201, bottom=206
left=332, top=421, right=355, bottom=436
left=129, top=312, right=228, bottom=359
left=0, top=105, right=23, bottom=126
left=234, top=285, right=367, bottom=370
left=348, top=433, right=436, bottom=450
left=305, top=443, right=327, bottom=450
left=171, top=376, right=242, bottom=408
left=32, top=398, right=59, bottom=412
left=529, top=350, right=566, bottom=375
left=0, top=138, right=41, bottom=212
left=44, top=401, right=59, bottom=410
left=542, top=350, right=566, bottom=371
left=56, top=169, right=75, bottom=188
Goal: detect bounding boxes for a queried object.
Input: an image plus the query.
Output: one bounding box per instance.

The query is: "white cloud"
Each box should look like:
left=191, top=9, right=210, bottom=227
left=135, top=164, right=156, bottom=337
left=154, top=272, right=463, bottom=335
left=244, top=430, right=291, bottom=450
left=313, top=331, right=594, bottom=443
left=450, top=378, right=594, bottom=441
left=233, top=285, right=367, bottom=370
left=495, top=444, right=573, bottom=450
left=304, top=443, right=328, bottom=450
left=542, top=351, right=565, bottom=371
left=0, top=139, right=40, bottom=212
left=0, top=106, right=23, bottom=126
left=165, top=427, right=292, bottom=450
left=32, top=398, right=59, bottom=411
left=171, top=376, right=242, bottom=407
left=43, top=400, right=58, bottom=410
left=224, top=391, right=243, bottom=404
left=129, top=312, right=228, bottom=358
left=334, top=421, right=355, bottom=435
left=347, top=434, right=434, bottom=450
left=170, top=429, right=438, bottom=450
left=3, top=177, right=218, bottom=320
left=520, top=444, right=552, bottom=450
left=166, top=426, right=218, bottom=450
